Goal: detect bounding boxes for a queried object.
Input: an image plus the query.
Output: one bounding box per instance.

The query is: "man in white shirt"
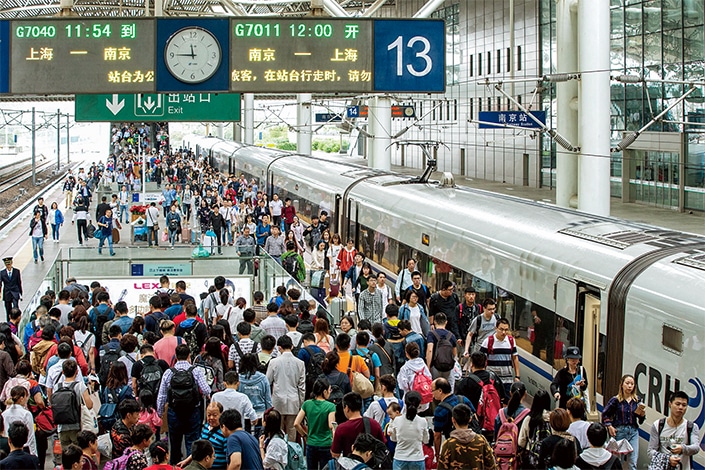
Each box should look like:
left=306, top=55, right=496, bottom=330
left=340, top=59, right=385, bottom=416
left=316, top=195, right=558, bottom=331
left=647, top=390, right=701, bottom=470
left=212, top=371, right=258, bottom=427
left=394, top=258, right=416, bottom=304
left=364, top=374, right=403, bottom=426
left=55, top=289, right=74, bottom=326
left=45, top=343, right=85, bottom=398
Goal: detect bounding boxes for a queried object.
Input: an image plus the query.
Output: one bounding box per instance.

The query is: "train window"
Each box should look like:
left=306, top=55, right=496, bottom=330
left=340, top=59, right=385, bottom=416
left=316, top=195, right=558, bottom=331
left=662, top=324, right=683, bottom=355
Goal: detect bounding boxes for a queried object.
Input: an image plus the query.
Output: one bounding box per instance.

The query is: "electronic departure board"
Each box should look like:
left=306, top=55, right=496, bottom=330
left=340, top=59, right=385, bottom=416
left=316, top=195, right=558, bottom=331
left=10, top=19, right=155, bottom=94
left=230, top=19, right=373, bottom=93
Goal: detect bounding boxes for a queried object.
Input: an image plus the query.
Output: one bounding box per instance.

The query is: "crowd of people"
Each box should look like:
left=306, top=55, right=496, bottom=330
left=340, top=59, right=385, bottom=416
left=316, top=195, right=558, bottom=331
left=0, top=145, right=700, bottom=470
left=0, top=268, right=700, bottom=470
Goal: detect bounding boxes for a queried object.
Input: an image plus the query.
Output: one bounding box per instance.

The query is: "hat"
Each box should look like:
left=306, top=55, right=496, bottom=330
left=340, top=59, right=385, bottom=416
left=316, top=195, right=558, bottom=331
left=464, top=286, right=476, bottom=293
left=2, top=257, right=12, bottom=264
left=565, top=346, right=582, bottom=359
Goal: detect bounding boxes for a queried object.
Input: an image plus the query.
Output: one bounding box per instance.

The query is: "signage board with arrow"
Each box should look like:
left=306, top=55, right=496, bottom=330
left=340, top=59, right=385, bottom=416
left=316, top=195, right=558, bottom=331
left=75, top=92, right=241, bottom=122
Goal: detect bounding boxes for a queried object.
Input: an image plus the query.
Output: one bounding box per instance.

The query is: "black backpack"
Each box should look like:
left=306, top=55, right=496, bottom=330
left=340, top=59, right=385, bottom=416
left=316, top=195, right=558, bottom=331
left=99, top=345, right=123, bottom=386
left=352, top=349, right=375, bottom=378
left=137, top=357, right=164, bottom=395
left=94, top=307, right=114, bottom=348
left=304, top=346, right=326, bottom=391
left=362, top=417, right=392, bottom=470
left=282, top=254, right=299, bottom=278
left=525, top=418, right=553, bottom=468
left=291, top=336, right=305, bottom=358
left=51, top=381, right=80, bottom=425
left=168, top=216, right=180, bottom=231
left=369, top=343, right=395, bottom=377
left=431, top=330, right=456, bottom=372
left=181, top=323, right=200, bottom=360
left=325, top=373, right=346, bottom=406
left=168, top=366, right=200, bottom=412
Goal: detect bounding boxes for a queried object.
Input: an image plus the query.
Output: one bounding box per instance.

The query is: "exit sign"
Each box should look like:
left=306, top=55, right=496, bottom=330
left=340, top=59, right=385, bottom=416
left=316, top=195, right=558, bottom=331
left=75, top=92, right=241, bottom=122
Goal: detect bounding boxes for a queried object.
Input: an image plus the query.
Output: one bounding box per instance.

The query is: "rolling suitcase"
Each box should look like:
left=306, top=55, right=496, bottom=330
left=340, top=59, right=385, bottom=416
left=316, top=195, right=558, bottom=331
left=112, top=228, right=120, bottom=244
left=182, top=226, right=190, bottom=244
left=328, top=297, right=346, bottom=326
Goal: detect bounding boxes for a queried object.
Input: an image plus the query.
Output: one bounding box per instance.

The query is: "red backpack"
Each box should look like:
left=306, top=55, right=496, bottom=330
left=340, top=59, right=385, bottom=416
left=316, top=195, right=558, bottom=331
left=412, top=369, right=433, bottom=404
left=476, top=374, right=502, bottom=431
left=493, top=408, right=530, bottom=470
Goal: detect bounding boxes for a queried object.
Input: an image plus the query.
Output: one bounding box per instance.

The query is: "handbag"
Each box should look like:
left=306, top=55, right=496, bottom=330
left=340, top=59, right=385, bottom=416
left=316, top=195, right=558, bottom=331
left=647, top=451, right=671, bottom=470
left=81, top=400, right=99, bottom=434
left=347, top=355, right=374, bottom=399
left=35, top=407, right=55, bottom=433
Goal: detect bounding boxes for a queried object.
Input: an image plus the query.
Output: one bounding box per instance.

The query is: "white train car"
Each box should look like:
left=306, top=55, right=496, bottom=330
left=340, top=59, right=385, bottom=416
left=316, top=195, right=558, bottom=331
left=191, top=136, right=705, bottom=468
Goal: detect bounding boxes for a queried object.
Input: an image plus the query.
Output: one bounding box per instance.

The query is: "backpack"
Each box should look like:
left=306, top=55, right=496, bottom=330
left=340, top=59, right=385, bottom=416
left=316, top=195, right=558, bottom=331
left=137, top=357, right=164, bottom=395
left=472, top=374, right=502, bottom=431
left=370, top=343, right=395, bottom=377
left=412, top=369, right=433, bottom=404
left=94, top=307, right=114, bottom=347
left=51, top=381, right=80, bottom=425
left=525, top=418, right=553, bottom=468
left=98, top=386, right=130, bottom=433
left=362, top=417, right=392, bottom=470
left=291, top=336, right=305, bottom=358
left=99, top=345, right=123, bottom=386
left=430, top=330, right=455, bottom=372
left=168, top=366, right=200, bottom=412
left=437, top=395, right=481, bottom=437
left=181, top=322, right=201, bottom=359
left=655, top=418, right=695, bottom=467
left=27, top=321, right=43, bottom=349
left=304, top=346, right=326, bottom=392
left=104, top=448, right=139, bottom=470
left=168, top=216, right=180, bottom=231
left=282, top=254, right=299, bottom=278
left=493, top=408, right=530, bottom=470
left=487, top=334, right=515, bottom=356
left=328, top=461, right=368, bottom=470
left=285, top=440, right=307, bottom=470
left=194, top=355, right=218, bottom=391
left=325, top=373, right=346, bottom=406
left=352, top=349, right=375, bottom=380
left=473, top=313, right=500, bottom=346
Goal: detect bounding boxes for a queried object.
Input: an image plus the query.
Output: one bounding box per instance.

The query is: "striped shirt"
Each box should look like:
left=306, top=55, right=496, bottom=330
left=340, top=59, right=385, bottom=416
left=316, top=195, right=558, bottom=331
left=200, top=424, right=228, bottom=469
left=260, top=315, right=287, bottom=339
left=228, top=338, right=262, bottom=372
left=480, top=334, right=517, bottom=384
left=156, top=360, right=211, bottom=415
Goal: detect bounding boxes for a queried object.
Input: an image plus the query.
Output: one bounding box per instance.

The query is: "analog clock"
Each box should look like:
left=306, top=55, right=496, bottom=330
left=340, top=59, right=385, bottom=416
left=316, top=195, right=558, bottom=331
left=164, top=27, right=221, bottom=84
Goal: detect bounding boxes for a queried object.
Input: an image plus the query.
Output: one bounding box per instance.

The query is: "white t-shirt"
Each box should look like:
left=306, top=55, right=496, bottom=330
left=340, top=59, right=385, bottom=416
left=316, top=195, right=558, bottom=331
left=408, top=305, right=422, bottom=335
left=269, top=200, right=283, bottom=217
left=74, top=330, right=95, bottom=360
left=659, top=420, right=692, bottom=470
left=364, top=396, right=404, bottom=427
left=389, top=415, right=429, bottom=461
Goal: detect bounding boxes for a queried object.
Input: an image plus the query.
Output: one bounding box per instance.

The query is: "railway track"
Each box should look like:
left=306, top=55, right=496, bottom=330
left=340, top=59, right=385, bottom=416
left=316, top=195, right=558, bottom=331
left=0, top=159, right=56, bottom=197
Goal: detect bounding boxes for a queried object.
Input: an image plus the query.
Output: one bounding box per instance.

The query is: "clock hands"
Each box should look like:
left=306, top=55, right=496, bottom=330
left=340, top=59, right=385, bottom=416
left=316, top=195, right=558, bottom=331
left=175, top=45, right=196, bottom=58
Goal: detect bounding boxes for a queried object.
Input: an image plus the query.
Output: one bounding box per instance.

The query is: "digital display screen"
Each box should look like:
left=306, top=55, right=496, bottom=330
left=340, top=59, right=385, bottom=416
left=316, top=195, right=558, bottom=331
left=230, top=18, right=373, bottom=93
left=10, top=19, right=155, bottom=94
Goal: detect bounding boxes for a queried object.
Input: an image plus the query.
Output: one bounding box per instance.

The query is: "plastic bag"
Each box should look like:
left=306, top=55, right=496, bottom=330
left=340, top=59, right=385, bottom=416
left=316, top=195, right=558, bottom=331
left=192, top=244, right=210, bottom=258
left=161, top=229, right=168, bottom=242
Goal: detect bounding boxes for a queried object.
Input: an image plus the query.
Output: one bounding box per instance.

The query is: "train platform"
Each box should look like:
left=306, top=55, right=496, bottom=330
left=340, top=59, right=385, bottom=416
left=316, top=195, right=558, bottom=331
left=389, top=164, right=705, bottom=236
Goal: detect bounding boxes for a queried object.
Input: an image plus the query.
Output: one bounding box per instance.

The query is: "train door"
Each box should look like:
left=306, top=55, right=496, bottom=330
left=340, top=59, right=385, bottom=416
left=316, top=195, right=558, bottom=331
left=555, top=278, right=602, bottom=419
left=346, top=198, right=359, bottom=247
left=333, top=194, right=342, bottom=235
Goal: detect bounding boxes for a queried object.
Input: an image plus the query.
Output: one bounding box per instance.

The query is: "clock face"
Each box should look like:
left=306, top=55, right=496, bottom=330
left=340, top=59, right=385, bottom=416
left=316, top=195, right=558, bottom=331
left=164, top=27, right=222, bottom=84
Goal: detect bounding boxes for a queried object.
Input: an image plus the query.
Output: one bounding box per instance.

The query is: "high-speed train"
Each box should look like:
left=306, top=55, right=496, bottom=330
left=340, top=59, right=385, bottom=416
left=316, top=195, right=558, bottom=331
left=189, top=136, right=705, bottom=467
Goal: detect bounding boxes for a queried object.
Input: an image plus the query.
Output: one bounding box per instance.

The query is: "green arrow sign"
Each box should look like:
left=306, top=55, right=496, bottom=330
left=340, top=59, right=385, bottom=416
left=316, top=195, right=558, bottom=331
left=75, top=92, right=241, bottom=122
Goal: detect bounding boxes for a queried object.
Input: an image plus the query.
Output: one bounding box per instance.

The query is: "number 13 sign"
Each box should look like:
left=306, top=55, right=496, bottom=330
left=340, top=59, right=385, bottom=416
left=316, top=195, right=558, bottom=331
left=374, top=19, right=445, bottom=93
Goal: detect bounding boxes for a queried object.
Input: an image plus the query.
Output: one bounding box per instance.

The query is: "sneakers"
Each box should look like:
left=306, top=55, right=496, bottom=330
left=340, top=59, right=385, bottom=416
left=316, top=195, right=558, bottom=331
left=171, top=246, right=174, bottom=250
left=110, top=252, right=115, bottom=256
left=98, top=250, right=102, bottom=255
left=40, top=256, right=44, bottom=261
left=34, top=259, right=37, bottom=264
